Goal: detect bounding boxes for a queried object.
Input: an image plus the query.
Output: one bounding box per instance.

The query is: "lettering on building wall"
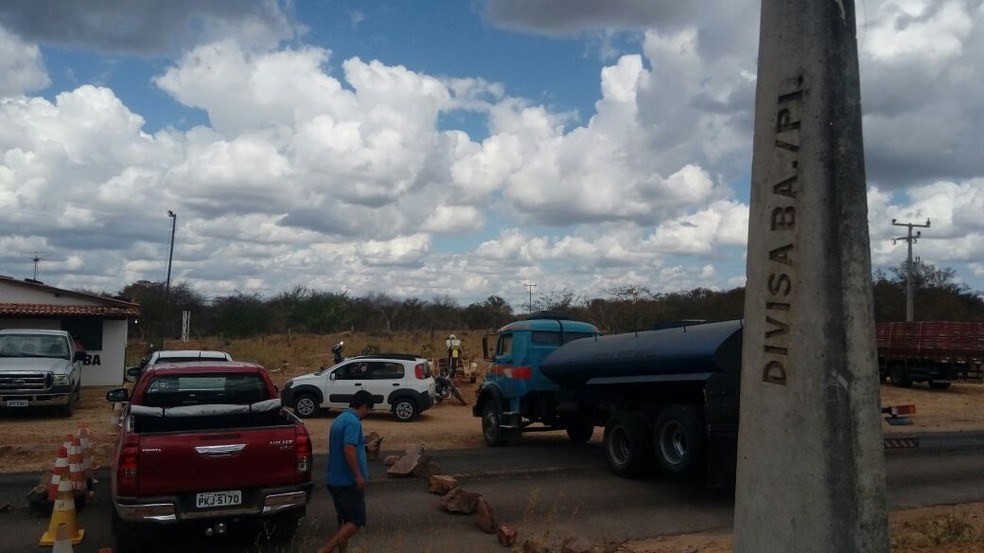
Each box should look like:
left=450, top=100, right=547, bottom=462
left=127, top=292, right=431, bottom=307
left=82, top=353, right=101, bottom=366
left=761, top=78, right=803, bottom=386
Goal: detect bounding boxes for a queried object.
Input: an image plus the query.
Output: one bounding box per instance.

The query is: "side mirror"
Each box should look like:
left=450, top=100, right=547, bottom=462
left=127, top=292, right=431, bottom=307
left=329, top=372, right=337, bottom=381
left=482, top=335, right=491, bottom=361
left=73, top=351, right=87, bottom=362
left=106, top=388, right=130, bottom=403
left=125, top=366, right=143, bottom=381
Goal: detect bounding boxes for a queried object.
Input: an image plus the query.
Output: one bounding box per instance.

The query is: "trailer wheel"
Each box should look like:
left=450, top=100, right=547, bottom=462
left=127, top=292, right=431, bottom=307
left=653, top=406, right=705, bottom=476
left=604, top=412, right=650, bottom=477
left=566, top=422, right=594, bottom=444
left=889, top=366, right=912, bottom=388
left=928, top=380, right=952, bottom=390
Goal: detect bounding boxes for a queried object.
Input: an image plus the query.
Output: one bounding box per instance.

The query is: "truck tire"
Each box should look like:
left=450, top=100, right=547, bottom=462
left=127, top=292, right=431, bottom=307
left=928, top=380, right=952, bottom=390
left=482, top=401, right=517, bottom=446
left=393, top=398, right=419, bottom=422
left=603, top=412, right=651, bottom=477
left=565, top=422, right=594, bottom=444
left=293, top=393, right=319, bottom=418
left=652, top=405, right=705, bottom=476
left=889, top=366, right=912, bottom=388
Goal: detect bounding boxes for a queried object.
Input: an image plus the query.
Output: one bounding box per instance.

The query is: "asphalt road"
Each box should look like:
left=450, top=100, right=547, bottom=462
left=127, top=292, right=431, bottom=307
left=1, top=431, right=983, bottom=553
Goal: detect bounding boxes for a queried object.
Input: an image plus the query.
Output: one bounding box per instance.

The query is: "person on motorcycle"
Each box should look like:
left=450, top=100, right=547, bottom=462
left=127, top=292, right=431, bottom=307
left=445, top=334, right=462, bottom=378
left=331, top=341, right=345, bottom=364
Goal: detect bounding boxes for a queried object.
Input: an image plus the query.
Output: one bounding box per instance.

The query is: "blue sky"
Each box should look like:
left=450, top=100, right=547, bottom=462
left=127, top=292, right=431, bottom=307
left=0, top=0, right=982, bottom=310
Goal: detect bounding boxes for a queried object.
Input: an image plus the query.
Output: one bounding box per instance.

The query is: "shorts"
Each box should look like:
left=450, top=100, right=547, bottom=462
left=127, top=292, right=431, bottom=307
left=327, top=484, right=366, bottom=527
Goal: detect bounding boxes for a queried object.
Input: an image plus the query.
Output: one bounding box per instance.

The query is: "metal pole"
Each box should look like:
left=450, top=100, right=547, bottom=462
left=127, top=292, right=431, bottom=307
left=891, top=218, right=930, bottom=322
left=163, top=210, right=177, bottom=348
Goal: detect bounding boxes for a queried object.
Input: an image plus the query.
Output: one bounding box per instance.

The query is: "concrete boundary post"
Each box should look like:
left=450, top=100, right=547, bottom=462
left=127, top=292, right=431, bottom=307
left=734, top=1, right=890, bottom=551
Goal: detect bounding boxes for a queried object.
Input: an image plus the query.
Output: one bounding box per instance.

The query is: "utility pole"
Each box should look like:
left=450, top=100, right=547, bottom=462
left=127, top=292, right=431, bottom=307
left=892, top=218, right=930, bottom=322
left=163, top=210, right=177, bottom=349
left=523, top=282, right=537, bottom=315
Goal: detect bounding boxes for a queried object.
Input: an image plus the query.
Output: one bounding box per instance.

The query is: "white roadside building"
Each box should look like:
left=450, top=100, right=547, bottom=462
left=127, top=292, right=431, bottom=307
left=0, top=274, right=139, bottom=386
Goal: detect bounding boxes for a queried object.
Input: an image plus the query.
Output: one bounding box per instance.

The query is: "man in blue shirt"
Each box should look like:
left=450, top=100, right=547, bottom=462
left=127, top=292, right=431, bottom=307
left=318, top=389, right=373, bottom=553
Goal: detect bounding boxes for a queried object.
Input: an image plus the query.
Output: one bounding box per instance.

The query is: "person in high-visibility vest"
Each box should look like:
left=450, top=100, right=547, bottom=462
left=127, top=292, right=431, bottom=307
left=445, top=334, right=462, bottom=378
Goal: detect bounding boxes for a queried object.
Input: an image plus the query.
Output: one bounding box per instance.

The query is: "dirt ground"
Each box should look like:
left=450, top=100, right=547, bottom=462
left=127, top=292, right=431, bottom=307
left=0, top=377, right=981, bottom=552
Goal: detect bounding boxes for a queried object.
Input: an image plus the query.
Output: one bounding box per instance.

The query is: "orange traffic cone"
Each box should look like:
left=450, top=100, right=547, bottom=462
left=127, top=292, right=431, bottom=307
left=51, top=522, right=74, bottom=553
left=39, top=474, right=84, bottom=545
left=68, top=436, right=87, bottom=494
left=48, top=447, right=69, bottom=501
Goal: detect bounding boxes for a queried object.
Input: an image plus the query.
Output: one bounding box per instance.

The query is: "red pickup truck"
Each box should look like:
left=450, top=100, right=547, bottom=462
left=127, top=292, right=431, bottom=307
left=106, top=362, right=313, bottom=552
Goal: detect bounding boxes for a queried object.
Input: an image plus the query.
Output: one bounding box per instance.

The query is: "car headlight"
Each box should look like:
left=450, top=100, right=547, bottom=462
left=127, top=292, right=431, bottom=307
left=53, top=374, right=70, bottom=386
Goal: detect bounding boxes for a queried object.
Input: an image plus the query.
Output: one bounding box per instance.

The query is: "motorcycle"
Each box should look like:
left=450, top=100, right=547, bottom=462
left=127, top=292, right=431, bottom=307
left=434, top=373, right=466, bottom=405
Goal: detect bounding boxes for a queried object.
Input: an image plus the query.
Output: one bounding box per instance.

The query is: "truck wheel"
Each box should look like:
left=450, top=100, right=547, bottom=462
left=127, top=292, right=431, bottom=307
left=482, top=402, right=510, bottom=446
left=889, top=367, right=912, bottom=388
left=603, top=412, right=650, bottom=477
left=566, top=422, right=594, bottom=444
left=393, top=398, right=418, bottom=422
left=293, top=393, right=319, bottom=418
left=928, top=380, right=952, bottom=390
left=653, top=406, right=705, bottom=476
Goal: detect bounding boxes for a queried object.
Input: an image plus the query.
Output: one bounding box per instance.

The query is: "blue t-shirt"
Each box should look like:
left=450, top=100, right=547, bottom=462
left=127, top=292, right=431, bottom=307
left=326, top=408, right=368, bottom=486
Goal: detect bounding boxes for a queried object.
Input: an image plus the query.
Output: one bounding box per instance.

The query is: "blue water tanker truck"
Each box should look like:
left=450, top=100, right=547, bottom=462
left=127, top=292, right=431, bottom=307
left=473, top=314, right=743, bottom=487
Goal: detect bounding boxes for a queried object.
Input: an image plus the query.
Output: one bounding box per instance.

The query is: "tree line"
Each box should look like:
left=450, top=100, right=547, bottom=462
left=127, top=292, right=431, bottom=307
left=90, top=260, right=982, bottom=341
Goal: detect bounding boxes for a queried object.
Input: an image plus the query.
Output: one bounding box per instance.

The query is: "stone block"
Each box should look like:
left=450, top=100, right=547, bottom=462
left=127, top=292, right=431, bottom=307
left=440, top=487, right=481, bottom=514
left=497, top=525, right=517, bottom=547
left=474, top=496, right=497, bottom=533
left=427, top=474, right=458, bottom=494
left=387, top=444, right=425, bottom=477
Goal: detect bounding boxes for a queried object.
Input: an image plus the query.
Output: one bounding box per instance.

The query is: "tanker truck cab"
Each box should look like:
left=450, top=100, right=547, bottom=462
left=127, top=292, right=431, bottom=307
left=474, top=315, right=600, bottom=446
left=474, top=315, right=744, bottom=488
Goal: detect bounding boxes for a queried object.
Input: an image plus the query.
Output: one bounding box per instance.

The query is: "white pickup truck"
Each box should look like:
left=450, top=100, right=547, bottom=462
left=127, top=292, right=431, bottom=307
left=0, top=329, right=86, bottom=417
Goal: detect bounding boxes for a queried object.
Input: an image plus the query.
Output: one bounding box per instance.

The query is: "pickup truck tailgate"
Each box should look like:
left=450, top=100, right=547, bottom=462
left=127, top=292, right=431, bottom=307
left=135, top=426, right=302, bottom=496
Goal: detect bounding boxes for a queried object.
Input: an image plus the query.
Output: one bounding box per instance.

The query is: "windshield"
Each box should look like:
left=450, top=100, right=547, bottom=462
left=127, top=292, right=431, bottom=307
left=0, top=335, right=70, bottom=359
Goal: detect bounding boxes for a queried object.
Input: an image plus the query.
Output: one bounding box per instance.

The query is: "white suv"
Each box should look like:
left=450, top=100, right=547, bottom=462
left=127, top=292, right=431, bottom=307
left=281, top=354, right=436, bottom=422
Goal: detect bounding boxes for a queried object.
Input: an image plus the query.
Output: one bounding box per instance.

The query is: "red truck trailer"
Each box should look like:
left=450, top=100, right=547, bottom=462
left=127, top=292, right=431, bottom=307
left=877, top=321, right=984, bottom=388
left=105, top=362, right=313, bottom=552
